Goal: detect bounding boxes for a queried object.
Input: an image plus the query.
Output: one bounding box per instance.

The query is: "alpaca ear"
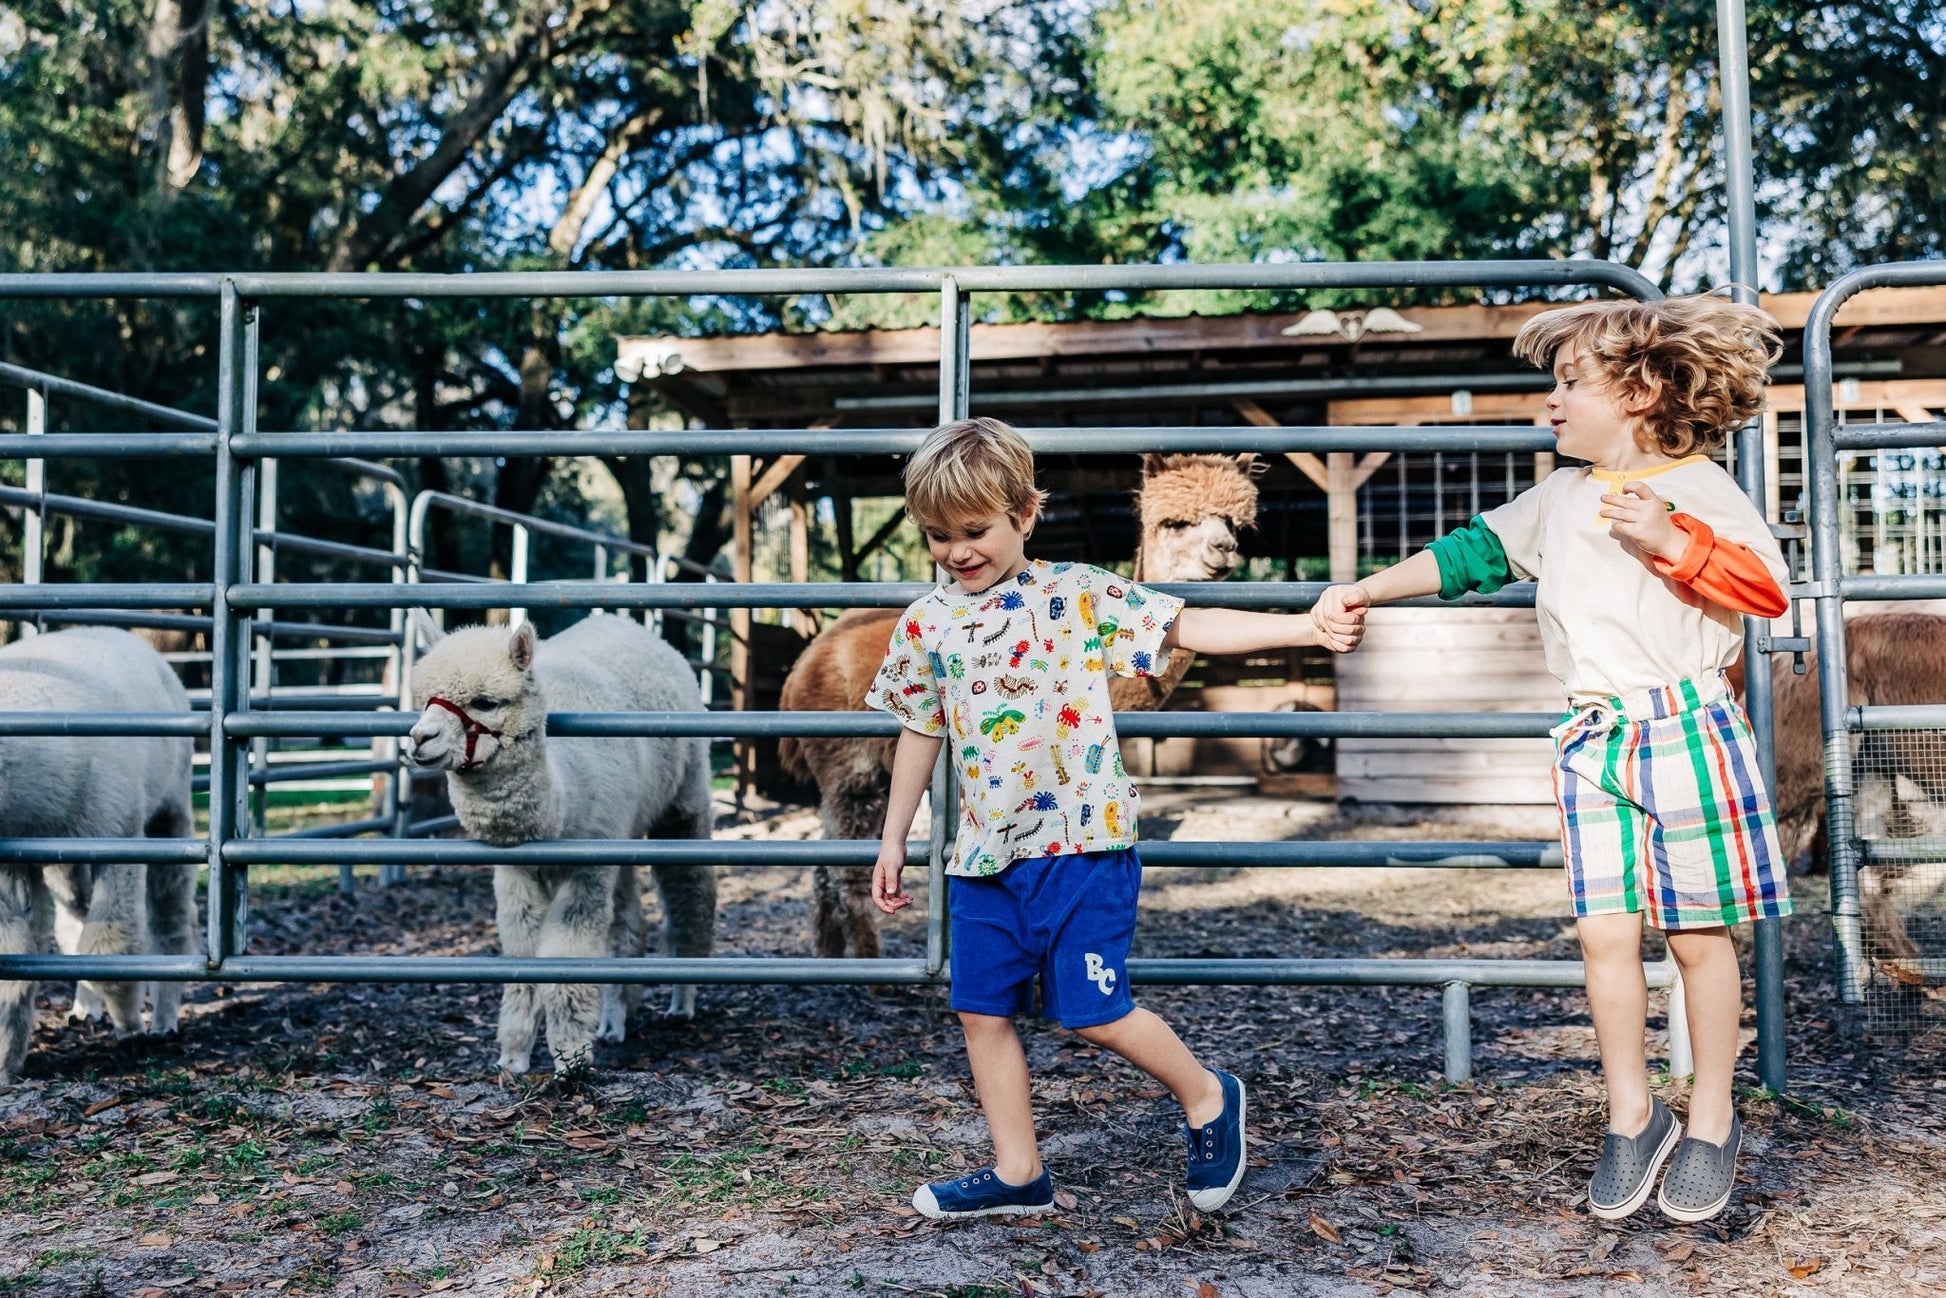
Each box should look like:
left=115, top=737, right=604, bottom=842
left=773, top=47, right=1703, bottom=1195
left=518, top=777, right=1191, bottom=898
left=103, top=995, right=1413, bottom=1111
left=1235, top=452, right=1266, bottom=477
left=409, top=609, right=445, bottom=652
left=508, top=621, right=537, bottom=672
left=1141, top=453, right=1167, bottom=476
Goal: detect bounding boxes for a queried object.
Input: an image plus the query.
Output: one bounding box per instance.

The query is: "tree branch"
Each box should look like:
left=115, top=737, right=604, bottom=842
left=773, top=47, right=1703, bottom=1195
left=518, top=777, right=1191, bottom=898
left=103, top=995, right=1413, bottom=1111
left=549, top=108, right=665, bottom=257
left=328, top=2, right=591, bottom=271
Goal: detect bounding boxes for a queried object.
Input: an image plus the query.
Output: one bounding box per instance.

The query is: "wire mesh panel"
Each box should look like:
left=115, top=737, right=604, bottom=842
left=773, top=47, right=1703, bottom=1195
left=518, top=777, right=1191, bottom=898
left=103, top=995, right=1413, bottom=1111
left=1852, top=728, right=1946, bottom=1041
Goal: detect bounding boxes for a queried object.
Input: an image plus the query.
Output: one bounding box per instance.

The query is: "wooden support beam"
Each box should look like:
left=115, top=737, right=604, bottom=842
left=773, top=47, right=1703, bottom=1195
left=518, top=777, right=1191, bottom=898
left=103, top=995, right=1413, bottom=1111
left=789, top=473, right=815, bottom=636
left=1348, top=452, right=1391, bottom=490
left=1233, top=399, right=1330, bottom=491
left=854, top=505, right=908, bottom=572
left=749, top=453, right=806, bottom=510
left=1327, top=452, right=1359, bottom=583
left=835, top=492, right=857, bottom=583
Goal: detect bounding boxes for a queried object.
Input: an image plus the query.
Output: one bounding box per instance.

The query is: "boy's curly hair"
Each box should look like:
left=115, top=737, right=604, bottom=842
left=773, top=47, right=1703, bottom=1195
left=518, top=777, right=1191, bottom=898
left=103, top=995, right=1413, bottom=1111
left=1512, top=295, right=1783, bottom=457
left=904, top=417, right=1049, bottom=531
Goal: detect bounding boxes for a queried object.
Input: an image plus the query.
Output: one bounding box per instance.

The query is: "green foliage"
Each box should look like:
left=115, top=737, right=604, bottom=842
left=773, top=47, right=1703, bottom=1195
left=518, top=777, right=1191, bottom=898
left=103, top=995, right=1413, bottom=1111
left=0, top=0, right=1936, bottom=592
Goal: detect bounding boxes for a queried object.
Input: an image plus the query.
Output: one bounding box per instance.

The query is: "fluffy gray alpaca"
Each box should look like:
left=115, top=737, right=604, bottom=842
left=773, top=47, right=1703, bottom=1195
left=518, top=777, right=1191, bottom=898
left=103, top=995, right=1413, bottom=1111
left=0, top=628, right=199, bottom=1083
left=405, top=613, right=717, bottom=1076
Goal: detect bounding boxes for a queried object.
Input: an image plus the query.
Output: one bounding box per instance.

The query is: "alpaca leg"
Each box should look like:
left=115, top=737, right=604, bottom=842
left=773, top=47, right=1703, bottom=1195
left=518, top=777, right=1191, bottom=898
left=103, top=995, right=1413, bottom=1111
left=651, top=795, right=716, bottom=1019
left=598, top=867, right=645, bottom=1042
left=44, top=865, right=103, bottom=1022
left=144, top=862, right=200, bottom=1036
left=538, top=868, right=614, bottom=1074
left=0, top=867, right=45, bottom=1083
left=493, top=866, right=548, bottom=1075
left=78, top=863, right=149, bottom=1038
left=812, top=865, right=846, bottom=960
left=841, top=868, right=880, bottom=962
left=820, top=784, right=887, bottom=960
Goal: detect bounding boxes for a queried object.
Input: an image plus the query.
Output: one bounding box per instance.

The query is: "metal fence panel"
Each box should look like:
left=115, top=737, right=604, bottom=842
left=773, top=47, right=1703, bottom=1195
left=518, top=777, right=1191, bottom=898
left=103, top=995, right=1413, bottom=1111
left=1804, top=260, right=1946, bottom=1044
left=0, top=262, right=1712, bottom=1083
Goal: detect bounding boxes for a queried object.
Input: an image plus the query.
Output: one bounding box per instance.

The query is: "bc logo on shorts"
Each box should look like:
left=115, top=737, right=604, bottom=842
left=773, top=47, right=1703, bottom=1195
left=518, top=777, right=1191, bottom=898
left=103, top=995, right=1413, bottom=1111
left=1084, top=952, right=1116, bottom=995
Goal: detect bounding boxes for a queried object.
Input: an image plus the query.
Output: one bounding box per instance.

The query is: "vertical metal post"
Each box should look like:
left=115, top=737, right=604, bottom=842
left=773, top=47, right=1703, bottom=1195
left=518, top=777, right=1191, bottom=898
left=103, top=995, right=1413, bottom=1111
left=510, top=521, right=530, bottom=629
left=926, top=276, right=971, bottom=978
left=207, top=284, right=257, bottom=966
left=253, top=457, right=278, bottom=846
left=1441, top=981, right=1472, bottom=1084
left=20, top=385, right=44, bottom=636
left=1717, top=0, right=1787, bottom=1093
left=1666, top=967, right=1694, bottom=1080
left=1804, top=308, right=1865, bottom=1003
left=378, top=482, right=409, bottom=884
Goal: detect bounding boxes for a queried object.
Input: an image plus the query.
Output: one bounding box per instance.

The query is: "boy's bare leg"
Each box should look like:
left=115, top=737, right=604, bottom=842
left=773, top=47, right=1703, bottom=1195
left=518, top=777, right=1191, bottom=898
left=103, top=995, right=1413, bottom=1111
left=1665, top=927, right=1740, bottom=1144
left=1578, top=912, right=1653, bottom=1136
left=961, top=1012, right=1044, bottom=1184
left=1075, top=1008, right=1225, bottom=1127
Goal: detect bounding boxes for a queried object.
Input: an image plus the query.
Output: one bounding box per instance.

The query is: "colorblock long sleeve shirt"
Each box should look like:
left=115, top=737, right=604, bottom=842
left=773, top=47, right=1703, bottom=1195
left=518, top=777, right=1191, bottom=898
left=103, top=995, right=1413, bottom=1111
left=1426, top=455, right=1789, bottom=704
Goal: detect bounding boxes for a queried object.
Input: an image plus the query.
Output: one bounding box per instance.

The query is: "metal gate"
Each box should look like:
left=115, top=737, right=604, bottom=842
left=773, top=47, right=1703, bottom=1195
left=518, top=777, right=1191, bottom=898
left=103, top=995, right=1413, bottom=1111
left=1804, top=261, right=1946, bottom=1034
left=0, top=261, right=1774, bottom=1083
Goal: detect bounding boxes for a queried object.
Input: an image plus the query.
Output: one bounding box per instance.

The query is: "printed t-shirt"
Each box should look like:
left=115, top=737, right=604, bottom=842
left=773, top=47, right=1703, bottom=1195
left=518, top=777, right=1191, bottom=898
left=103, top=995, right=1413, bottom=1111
left=865, top=559, right=1184, bottom=877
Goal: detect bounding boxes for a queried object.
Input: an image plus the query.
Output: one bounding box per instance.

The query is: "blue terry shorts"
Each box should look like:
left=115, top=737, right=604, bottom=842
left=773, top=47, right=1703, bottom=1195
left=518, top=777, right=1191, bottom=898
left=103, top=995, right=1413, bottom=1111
left=947, top=848, right=1141, bottom=1030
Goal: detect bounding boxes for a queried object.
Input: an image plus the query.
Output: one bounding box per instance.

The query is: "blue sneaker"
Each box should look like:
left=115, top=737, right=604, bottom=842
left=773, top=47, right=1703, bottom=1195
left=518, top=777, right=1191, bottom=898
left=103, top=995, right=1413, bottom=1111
left=1185, top=1069, right=1247, bottom=1211
left=912, top=1166, right=1055, bottom=1221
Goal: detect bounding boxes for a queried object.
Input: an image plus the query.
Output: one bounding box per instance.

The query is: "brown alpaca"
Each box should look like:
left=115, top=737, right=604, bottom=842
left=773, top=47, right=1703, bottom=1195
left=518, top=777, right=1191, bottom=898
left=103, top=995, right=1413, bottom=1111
left=778, top=454, right=1262, bottom=957
left=1761, top=612, right=1946, bottom=980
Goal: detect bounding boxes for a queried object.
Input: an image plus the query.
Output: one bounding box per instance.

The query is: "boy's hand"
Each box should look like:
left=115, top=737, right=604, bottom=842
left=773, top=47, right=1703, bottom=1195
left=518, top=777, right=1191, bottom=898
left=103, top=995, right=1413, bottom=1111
left=1601, top=482, right=1686, bottom=561
left=1310, top=583, right=1370, bottom=654
left=872, top=840, right=913, bottom=914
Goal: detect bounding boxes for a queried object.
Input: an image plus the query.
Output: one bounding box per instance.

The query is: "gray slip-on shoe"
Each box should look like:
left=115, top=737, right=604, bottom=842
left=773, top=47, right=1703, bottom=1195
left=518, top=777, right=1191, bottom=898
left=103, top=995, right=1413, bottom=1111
left=1588, top=1097, right=1681, bottom=1220
left=1656, top=1116, right=1742, bottom=1223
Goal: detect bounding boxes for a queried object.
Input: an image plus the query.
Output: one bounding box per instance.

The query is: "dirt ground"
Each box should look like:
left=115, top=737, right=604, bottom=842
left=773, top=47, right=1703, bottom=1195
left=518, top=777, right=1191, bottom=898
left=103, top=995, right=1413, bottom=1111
left=2, top=790, right=1942, bottom=1298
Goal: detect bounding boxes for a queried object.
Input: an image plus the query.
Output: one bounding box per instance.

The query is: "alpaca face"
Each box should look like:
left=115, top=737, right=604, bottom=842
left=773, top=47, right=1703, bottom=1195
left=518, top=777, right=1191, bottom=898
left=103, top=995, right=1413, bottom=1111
left=1134, top=454, right=1259, bottom=582
left=1142, top=514, right=1243, bottom=581
left=405, top=623, right=543, bottom=773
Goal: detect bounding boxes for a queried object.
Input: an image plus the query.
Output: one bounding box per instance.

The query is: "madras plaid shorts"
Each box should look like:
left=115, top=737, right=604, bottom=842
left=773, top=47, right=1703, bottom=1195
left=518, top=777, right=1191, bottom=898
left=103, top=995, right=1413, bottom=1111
left=1552, top=673, right=1793, bottom=931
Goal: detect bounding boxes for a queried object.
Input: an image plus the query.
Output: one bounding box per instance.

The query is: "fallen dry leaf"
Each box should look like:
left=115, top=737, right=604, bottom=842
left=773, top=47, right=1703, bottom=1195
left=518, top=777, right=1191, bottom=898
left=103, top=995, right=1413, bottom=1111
left=1663, top=1242, right=1695, bottom=1263
left=1197, top=1283, right=1221, bottom=1298
left=693, top=1237, right=722, bottom=1254
left=1310, top=1214, right=1342, bottom=1244
left=136, top=1232, right=174, bottom=1248
left=1590, top=1234, right=1619, bottom=1263
left=1789, top=1259, right=1824, bottom=1279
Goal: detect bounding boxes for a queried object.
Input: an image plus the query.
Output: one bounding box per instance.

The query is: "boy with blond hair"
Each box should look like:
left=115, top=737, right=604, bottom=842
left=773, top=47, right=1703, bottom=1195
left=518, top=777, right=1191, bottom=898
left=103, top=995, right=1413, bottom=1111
left=1316, top=295, right=1791, bottom=1223
left=868, top=417, right=1364, bottom=1219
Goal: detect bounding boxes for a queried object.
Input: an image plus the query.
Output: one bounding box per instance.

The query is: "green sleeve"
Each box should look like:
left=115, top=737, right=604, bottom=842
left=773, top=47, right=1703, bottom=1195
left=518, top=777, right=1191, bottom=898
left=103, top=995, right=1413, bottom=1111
left=1425, top=516, right=1515, bottom=600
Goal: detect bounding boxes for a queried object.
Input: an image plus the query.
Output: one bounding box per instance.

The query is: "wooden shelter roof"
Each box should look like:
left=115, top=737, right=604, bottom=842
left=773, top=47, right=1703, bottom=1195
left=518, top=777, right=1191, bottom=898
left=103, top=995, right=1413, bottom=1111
left=619, top=285, right=1946, bottom=576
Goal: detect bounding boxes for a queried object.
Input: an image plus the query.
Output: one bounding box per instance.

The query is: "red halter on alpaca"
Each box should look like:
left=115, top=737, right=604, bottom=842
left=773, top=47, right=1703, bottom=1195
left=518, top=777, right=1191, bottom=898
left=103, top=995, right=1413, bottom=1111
left=424, top=696, right=505, bottom=771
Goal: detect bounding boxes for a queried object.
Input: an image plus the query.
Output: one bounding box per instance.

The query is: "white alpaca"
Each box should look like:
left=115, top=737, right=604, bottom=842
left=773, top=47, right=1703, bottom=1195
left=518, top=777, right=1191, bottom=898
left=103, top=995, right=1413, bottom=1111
left=0, top=628, right=199, bottom=1083
left=405, top=613, right=717, bottom=1076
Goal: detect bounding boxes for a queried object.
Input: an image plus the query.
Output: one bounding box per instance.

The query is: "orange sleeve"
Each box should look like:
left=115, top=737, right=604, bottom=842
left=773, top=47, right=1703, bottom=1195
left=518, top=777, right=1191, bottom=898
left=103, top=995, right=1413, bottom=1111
left=1652, top=513, right=1790, bottom=618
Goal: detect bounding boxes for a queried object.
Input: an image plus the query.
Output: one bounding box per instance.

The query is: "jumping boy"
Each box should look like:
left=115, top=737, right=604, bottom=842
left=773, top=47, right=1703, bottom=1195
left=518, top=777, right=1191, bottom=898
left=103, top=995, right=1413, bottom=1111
left=868, top=418, right=1364, bottom=1219
left=1316, top=295, right=1792, bottom=1223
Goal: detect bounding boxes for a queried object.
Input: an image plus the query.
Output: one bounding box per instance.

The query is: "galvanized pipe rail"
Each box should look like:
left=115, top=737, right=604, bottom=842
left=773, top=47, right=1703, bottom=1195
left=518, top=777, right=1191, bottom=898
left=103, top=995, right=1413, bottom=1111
left=0, top=261, right=1718, bottom=1085
left=1803, top=259, right=1946, bottom=1005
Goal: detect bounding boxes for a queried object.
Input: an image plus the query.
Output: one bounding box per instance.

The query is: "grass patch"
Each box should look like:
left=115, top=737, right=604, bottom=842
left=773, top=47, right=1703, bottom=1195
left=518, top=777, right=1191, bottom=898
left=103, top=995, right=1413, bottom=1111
left=317, top=1212, right=363, bottom=1237
left=653, top=1144, right=788, bottom=1206
left=538, top=1224, right=651, bottom=1278
left=218, top=1140, right=270, bottom=1174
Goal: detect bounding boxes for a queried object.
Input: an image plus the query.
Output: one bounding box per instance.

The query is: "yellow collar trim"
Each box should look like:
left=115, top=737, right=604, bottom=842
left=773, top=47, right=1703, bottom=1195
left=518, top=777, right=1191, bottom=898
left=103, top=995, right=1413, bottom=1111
left=1587, top=454, right=1709, bottom=485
